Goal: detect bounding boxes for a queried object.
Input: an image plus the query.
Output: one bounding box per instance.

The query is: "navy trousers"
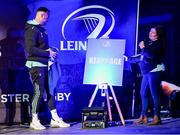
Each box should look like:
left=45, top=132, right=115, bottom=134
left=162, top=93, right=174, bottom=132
left=140, top=71, right=163, bottom=117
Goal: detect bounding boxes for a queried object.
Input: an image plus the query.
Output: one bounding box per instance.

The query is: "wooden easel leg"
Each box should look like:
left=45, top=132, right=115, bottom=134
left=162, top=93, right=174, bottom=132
left=105, top=89, right=112, bottom=121
left=88, top=85, right=99, bottom=107
left=84, top=85, right=99, bottom=121
left=132, top=88, right=135, bottom=117
left=109, top=85, right=125, bottom=125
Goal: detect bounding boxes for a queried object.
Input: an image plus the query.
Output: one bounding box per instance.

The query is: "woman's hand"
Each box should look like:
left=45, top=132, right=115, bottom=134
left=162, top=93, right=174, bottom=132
left=139, top=41, right=145, bottom=49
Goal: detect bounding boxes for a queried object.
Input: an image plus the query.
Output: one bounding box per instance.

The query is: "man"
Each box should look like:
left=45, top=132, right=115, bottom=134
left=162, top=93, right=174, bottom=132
left=25, top=7, right=70, bottom=130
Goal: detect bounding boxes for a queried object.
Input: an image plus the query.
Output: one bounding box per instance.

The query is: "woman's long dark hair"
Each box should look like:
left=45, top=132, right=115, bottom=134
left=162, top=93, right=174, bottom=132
left=154, top=25, right=166, bottom=56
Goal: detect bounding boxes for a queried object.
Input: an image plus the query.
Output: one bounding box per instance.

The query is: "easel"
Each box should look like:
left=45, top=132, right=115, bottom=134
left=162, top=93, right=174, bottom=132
left=88, top=83, right=125, bottom=125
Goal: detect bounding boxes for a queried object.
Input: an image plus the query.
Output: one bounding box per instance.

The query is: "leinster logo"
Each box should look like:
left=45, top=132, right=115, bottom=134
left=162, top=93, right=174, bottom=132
left=62, top=5, right=115, bottom=40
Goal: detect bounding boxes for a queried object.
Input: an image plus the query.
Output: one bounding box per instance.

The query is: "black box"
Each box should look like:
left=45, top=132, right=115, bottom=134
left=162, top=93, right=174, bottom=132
left=82, top=107, right=107, bottom=129
left=170, top=90, right=180, bottom=118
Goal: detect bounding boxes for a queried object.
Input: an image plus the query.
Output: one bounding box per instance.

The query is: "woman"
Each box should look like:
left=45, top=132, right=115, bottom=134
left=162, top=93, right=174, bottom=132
left=128, top=25, right=166, bottom=125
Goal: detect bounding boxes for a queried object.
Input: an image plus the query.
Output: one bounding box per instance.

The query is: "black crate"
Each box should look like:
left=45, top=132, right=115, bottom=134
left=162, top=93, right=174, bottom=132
left=82, top=107, right=107, bottom=129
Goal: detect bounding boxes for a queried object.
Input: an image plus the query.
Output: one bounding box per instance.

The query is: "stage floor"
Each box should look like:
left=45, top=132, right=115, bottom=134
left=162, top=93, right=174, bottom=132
left=0, top=117, right=180, bottom=134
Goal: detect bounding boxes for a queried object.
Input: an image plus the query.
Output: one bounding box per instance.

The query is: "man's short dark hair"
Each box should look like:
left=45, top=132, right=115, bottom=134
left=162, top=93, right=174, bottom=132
left=36, top=7, right=49, bottom=13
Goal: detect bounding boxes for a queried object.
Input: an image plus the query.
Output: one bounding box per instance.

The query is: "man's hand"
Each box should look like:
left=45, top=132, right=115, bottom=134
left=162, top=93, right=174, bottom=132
left=46, top=48, right=57, bottom=58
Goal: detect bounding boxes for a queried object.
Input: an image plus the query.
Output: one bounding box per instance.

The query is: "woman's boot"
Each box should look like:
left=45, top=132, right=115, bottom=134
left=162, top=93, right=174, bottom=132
left=134, top=115, right=148, bottom=124
left=148, top=115, right=161, bottom=126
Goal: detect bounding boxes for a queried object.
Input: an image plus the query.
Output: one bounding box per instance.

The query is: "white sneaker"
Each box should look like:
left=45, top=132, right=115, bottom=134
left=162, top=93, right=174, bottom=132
left=51, top=109, right=70, bottom=128
left=30, top=119, right=46, bottom=130
left=50, top=118, right=70, bottom=128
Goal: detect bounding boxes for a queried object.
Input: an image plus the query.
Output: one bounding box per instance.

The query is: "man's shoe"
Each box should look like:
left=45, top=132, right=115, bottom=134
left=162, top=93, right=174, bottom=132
left=134, top=115, right=148, bottom=125
left=30, top=119, right=46, bottom=130
left=50, top=118, right=70, bottom=128
left=148, top=115, right=161, bottom=126
left=51, top=109, right=70, bottom=128
left=50, top=119, right=60, bottom=128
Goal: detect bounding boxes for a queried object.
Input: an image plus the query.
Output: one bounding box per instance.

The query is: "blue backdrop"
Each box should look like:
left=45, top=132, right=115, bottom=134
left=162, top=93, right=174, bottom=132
left=27, top=0, right=139, bottom=120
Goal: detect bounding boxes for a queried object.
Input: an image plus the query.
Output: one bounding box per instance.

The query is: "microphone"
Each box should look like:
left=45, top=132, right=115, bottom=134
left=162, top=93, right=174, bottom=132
left=143, top=37, right=152, bottom=47
left=143, top=38, right=149, bottom=47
